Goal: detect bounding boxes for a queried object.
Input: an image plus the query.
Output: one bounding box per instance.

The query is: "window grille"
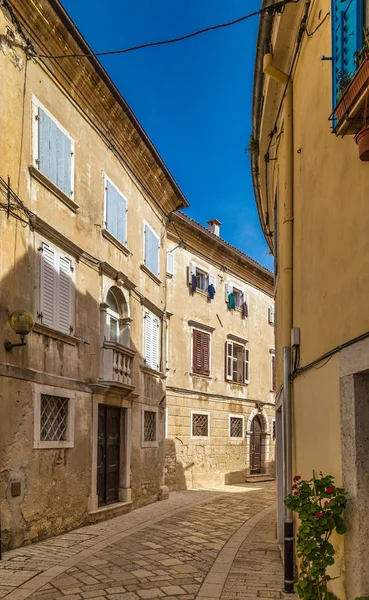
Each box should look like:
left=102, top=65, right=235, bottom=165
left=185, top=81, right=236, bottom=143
left=230, top=416, right=243, bottom=438
left=192, top=413, right=209, bottom=437
left=40, top=394, right=68, bottom=441
left=143, top=410, right=156, bottom=442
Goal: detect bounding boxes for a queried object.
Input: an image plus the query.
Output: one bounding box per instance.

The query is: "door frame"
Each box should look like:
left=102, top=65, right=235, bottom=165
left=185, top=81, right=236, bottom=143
left=250, top=415, right=262, bottom=473
left=89, top=395, right=132, bottom=513
left=246, top=407, right=271, bottom=476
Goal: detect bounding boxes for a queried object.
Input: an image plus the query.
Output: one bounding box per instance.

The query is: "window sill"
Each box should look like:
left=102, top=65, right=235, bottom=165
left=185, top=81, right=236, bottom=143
left=34, top=440, right=74, bottom=449
left=102, top=229, right=131, bottom=256
left=228, top=437, right=244, bottom=444
left=33, top=323, right=79, bottom=346
left=190, top=436, right=210, bottom=442
left=29, top=166, right=79, bottom=213
left=166, top=272, right=174, bottom=278
left=140, top=264, right=161, bottom=286
left=141, top=440, right=159, bottom=448
left=190, top=372, right=212, bottom=379
left=227, top=380, right=247, bottom=387
left=140, top=364, right=166, bottom=379
left=190, top=286, right=209, bottom=297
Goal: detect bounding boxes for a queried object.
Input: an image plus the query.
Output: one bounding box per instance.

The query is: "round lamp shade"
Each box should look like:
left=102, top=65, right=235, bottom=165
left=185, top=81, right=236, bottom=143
left=9, top=310, right=34, bottom=336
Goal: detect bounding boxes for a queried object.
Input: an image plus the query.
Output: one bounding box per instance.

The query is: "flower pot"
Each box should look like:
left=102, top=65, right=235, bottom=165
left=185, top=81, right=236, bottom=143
left=355, top=126, right=369, bottom=161
left=334, top=58, right=369, bottom=122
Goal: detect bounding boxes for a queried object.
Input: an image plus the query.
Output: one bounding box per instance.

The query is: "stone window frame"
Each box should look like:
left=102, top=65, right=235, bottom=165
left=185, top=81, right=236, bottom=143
left=228, top=413, right=245, bottom=441
left=141, top=405, right=158, bottom=448
left=190, top=410, right=210, bottom=441
left=33, top=384, right=75, bottom=449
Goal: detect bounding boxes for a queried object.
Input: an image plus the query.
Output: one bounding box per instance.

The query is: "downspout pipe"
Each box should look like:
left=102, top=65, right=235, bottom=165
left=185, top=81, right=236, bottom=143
left=263, top=53, right=294, bottom=594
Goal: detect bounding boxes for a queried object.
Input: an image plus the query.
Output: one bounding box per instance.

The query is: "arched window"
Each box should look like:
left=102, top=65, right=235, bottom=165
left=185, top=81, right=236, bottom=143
left=106, top=289, right=120, bottom=343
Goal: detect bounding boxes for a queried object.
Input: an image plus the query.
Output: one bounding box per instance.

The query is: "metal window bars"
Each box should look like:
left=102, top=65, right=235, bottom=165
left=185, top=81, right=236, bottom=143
left=40, top=394, right=68, bottom=441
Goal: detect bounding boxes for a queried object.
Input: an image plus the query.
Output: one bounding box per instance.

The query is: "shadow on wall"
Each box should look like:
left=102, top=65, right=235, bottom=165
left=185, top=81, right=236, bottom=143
left=0, top=231, right=164, bottom=549
left=164, top=438, right=191, bottom=491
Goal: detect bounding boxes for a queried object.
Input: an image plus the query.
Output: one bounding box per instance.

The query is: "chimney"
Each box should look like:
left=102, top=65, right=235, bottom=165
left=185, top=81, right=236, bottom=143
left=207, top=219, right=222, bottom=237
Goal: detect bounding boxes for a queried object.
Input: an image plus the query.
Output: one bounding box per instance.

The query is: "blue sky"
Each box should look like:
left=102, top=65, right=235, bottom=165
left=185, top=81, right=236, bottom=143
left=60, top=0, right=272, bottom=270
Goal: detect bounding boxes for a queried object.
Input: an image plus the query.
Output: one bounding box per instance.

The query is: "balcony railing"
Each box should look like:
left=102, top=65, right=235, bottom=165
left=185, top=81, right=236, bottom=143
left=100, top=341, right=136, bottom=390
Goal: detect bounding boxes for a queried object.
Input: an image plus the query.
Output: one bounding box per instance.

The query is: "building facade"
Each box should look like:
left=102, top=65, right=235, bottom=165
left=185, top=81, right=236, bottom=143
left=0, top=0, right=188, bottom=549
left=252, top=1, right=369, bottom=598
left=165, top=213, right=276, bottom=489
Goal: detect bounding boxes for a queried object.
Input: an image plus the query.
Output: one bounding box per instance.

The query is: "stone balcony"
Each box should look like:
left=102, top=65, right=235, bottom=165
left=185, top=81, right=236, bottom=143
left=99, top=341, right=136, bottom=394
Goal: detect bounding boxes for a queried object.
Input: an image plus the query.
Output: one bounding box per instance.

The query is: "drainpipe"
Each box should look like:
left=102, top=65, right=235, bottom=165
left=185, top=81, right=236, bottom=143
left=263, top=53, right=294, bottom=593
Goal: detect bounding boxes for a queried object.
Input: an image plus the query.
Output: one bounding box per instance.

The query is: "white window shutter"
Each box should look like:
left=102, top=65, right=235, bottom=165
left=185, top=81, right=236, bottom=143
left=225, top=283, right=231, bottom=302
left=144, top=311, right=152, bottom=366
left=243, top=348, right=250, bottom=383
left=152, top=317, right=159, bottom=371
left=58, top=254, right=73, bottom=334
left=244, top=293, right=249, bottom=311
left=188, top=262, right=196, bottom=284
left=167, top=252, right=174, bottom=275
left=209, top=274, right=216, bottom=290
left=145, top=225, right=159, bottom=275
left=269, top=304, right=275, bottom=324
left=225, top=341, right=233, bottom=380
left=40, top=242, right=56, bottom=328
left=117, top=195, right=127, bottom=245
left=106, top=180, right=127, bottom=244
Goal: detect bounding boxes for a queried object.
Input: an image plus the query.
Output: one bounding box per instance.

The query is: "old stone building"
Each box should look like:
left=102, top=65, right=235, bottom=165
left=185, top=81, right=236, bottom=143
left=0, top=0, right=275, bottom=551
left=0, top=0, right=188, bottom=549
left=165, top=213, right=276, bottom=489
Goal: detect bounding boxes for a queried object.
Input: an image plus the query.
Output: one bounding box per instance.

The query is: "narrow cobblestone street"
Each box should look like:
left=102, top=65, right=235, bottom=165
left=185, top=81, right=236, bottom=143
left=0, top=483, right=283, bottom=600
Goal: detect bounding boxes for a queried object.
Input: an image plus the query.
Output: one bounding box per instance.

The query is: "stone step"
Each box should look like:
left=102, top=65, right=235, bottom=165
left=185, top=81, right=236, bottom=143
left=245, top=474, right=276, bottom=483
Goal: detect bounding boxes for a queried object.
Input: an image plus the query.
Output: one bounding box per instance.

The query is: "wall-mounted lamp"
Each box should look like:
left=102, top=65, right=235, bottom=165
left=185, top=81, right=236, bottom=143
left=4, top=310, right=34, bottom=351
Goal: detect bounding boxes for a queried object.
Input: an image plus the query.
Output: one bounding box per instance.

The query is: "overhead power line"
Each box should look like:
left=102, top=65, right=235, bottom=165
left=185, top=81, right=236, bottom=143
left=36, top=0, right=299, bottom=60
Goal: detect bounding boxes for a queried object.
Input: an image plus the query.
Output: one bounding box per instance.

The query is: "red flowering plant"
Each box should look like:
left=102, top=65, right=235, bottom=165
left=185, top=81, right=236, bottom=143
left=285, top=473, right=348, bottom=600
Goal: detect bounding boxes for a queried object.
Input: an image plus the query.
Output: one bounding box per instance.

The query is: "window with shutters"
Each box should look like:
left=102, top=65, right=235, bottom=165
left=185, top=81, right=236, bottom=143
left=39, top=241, right=74, bottom=335
left=268, top=304, right=275, bottom=325
left=188, top=263, right=216, bottom=296
left=191, top=411, right=210, bottom=439
left=141, top=406, right=158, bottom=447
left=225, top=282, right=249, bottom=312
left=143, top=310, right=160, bottom=371
left=34, top=384, right=75, bottom=449
left=104, top=175, right=127, bottom=247
left=332, top=0, right=363, bottom=105
left=144, top=222, right=160, bottom=277
left=32, top=97, right=74, bottom=197
left=229, top=415, right=244, bottom=439
left=192, top=329, right=211, bottom=376
left=270, top=351, right=276, bottom=392
left=225, top=340, right=249, bottom=384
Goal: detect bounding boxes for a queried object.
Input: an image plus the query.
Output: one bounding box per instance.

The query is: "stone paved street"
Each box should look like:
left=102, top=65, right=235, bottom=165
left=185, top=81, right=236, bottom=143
left=0, top=483, right=283, bottom=600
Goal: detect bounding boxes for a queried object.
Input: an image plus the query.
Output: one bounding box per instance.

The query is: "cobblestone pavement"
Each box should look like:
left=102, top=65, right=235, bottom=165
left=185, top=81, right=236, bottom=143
left=0, top=482, right=282, bottom=600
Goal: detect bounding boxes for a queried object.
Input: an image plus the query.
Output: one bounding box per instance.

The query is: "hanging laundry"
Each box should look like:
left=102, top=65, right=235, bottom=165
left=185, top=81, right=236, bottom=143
left=191, top=273, right=197, bottom=292
left=208, top=283, right=216, bottom=300
left=228, top=292, right=236, bottom=309
left=242, top=301, right=249, bottom=318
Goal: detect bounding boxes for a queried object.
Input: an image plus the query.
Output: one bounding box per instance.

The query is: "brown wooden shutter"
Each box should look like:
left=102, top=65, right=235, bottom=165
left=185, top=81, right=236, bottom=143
left=272, top=354, right=276, bottom=391
left=193, top=330, right=210, bottom=375
left=202, top=332, right=210, bottom=375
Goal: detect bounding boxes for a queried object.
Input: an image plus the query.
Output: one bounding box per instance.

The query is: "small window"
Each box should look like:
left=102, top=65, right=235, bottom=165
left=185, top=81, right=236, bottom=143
left=195, top=268, right=208, bottom=291
left=167, top=251, right=174, bottom=276
left=268, top=304, right=275, bottom=325
left=34, top=385, right=75, bottom=449
left=188, top=263, right=211, bottom=293
left=106, top=289, right=120, bottom=343
left=225, top=283, right=249, bottom=314
left=229, top=415, right=244, bottom=438
left=272, top=419, right=276, bottom=440
left=226, top=341, right=249, bottom=384
left=144, top=222, right=160, bottom=276
left=191, top=412, right=209, bottom=438
left=33, top=99, right=74, bottom=197
left=192, top=329, right=210, bottom=376
left=141, top=407, right=158, bottom=447
left=104, top=177, right=127, bottom=246
left=143, top=410, right=156, bottom=442
left=144, top=310, right=160, bottom=371
left=39, top=241, right=74, bottom=335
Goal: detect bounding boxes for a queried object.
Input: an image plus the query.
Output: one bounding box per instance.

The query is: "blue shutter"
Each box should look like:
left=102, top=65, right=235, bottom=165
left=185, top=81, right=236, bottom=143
left=38, top=107, right=72, bottom=196
left=332, top=0, right=363, bottom=105
left=106, top=180, right=127, bottom=244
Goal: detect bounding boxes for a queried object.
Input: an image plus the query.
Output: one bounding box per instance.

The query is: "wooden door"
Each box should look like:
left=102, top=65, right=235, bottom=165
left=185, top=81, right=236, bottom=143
left=250, top=415, right=262, bottom=474
left=97, top=405, right=121, bottom=506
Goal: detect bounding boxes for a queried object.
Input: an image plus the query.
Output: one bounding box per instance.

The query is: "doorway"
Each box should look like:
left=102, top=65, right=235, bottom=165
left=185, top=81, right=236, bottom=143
left=250, top=415, right=262, bottom=474
left=97, top=405, right=121, bottom=506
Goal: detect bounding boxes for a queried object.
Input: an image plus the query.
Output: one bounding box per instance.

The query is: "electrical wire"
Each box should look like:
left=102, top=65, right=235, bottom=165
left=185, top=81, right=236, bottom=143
left=35, top=1, right=300, bottom=60
left=306, top=11, right=330, bottom=37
